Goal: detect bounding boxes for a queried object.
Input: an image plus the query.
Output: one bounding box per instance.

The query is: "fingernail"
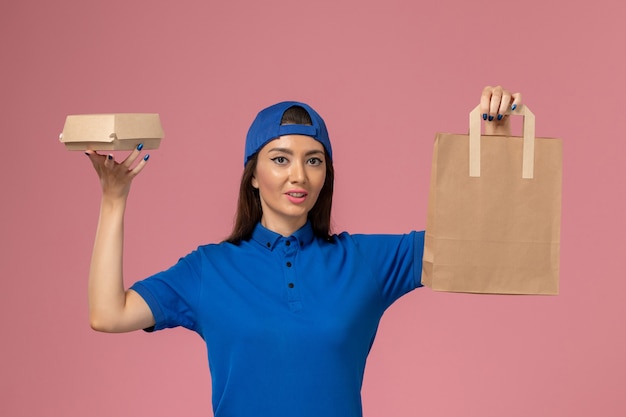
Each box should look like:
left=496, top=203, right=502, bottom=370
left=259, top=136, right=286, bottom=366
left=143, top=154, right=150, bottom=161
left=511, top=104, right=517, bottom=110
left=488, top=115, right=494, bottom=121
left=107, top=154, right=113, bottom=160
left=482, top=113, right=488, bottom=121
left=497, top=114, right=503, bottom=121
left=137, top=143, right=144, bottom=151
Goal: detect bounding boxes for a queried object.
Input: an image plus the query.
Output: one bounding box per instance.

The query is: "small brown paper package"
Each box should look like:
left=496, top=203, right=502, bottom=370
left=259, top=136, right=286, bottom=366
left=422, top=105, right=562, bottom=294
left=59, top=113, right=164, bottom=151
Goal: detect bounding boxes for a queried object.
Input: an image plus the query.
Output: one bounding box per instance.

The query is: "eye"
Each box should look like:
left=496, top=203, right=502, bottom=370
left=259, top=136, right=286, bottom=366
left=271, top=156, right=288, bottom=165
left=307, top=157, right=323, bottom=166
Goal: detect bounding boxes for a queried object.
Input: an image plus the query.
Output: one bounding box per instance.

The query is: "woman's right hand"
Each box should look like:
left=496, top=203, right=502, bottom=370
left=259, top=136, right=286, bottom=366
left=85, top=144, right=150, bottom=200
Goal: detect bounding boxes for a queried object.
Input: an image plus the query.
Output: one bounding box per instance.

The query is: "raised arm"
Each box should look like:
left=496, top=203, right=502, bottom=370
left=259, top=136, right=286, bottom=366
left=480, top=85, right=522, bottom=136
left=86, top=145, right=155, bottom=333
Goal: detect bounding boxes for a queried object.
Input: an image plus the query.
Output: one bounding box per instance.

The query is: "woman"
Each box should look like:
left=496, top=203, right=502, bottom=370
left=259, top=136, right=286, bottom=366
left=86, top=86, right=521, bottom=417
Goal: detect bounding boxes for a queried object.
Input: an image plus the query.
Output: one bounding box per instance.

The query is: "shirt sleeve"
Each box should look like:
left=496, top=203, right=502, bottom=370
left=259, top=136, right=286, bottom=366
left=130, top=249, right=203, bottom=332
left=351, top=231, right=425, bottom=309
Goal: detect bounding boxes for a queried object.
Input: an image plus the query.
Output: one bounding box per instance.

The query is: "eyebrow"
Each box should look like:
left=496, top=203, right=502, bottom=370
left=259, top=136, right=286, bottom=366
left=267, top=147, right=325, bottom=157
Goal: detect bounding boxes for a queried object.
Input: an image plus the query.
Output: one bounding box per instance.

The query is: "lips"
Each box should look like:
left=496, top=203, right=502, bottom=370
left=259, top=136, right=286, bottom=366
left=285, top=190, right=308, bottom=204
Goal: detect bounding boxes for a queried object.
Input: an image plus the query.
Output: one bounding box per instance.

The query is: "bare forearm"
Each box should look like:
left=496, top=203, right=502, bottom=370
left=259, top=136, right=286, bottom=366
left=88, top=196, right=128, bottom=330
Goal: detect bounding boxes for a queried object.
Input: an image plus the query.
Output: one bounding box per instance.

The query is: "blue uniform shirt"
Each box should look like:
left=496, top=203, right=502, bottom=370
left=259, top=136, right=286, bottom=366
left=131, top=222, right=424, bottom=417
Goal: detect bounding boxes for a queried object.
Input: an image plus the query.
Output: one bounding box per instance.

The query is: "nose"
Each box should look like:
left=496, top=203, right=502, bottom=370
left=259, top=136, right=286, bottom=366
left=288, top=160, right=306, bottom=184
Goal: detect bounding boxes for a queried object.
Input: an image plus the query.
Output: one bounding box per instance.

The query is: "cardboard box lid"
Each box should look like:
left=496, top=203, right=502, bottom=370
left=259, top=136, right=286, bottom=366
left=60, top=113, right=164, bottom=148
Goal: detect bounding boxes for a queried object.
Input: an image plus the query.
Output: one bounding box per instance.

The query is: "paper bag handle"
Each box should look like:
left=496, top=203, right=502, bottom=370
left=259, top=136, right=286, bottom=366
left=469, top=104, right=536, bottom=179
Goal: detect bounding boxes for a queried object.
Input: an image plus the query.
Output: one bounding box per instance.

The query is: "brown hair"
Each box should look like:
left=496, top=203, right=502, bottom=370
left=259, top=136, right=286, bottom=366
left=225, top=106, right=334, bottom=244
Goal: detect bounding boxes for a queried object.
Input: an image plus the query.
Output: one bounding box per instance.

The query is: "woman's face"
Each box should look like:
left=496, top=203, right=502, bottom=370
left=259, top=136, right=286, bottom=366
left=252, top=134, right=326, bottom=236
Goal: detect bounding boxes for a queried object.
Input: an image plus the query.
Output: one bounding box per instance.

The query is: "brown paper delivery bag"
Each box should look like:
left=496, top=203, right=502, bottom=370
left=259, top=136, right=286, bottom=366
left=422, top=105, right=562, bottom=294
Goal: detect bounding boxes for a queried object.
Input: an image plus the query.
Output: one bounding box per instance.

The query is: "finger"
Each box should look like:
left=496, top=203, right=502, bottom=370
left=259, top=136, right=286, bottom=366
left=497, top=90, right=512, bottom=120
left=84, top=150, right=101, bottom=160
left=85, top=150, right=105, bottom=172
left=480, top=86, right=493, bottom=121
left=129, top=154, right=150, bottom=177
left=511, top=92, right=522, bottom=111
left=84, top=150, right=96, bottom=165
left=104, top=154, right=115, bottom=169
left=489, top=86, right=504, bottom=121
left=121, top=143, right=144, bottom=169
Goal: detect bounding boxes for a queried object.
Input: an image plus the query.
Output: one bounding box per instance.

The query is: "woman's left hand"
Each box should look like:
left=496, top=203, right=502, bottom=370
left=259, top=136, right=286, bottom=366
left=480, top=85, right=522, bottom=135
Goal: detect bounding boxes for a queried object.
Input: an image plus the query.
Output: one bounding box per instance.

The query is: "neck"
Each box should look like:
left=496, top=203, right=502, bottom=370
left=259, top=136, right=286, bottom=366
left=261, top=216, right=306, bottom=237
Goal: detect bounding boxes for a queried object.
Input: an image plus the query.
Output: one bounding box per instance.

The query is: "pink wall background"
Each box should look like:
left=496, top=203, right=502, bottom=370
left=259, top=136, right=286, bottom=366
left=1, top=0, right=624, bottom=416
